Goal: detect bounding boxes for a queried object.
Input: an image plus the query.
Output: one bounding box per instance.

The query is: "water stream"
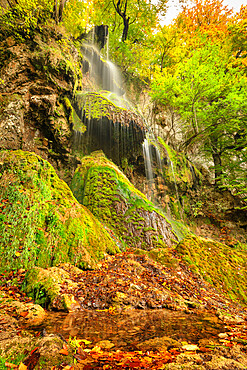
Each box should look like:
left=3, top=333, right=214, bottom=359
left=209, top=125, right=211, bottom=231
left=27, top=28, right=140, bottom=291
left=33, top=309, right=225, bottom=350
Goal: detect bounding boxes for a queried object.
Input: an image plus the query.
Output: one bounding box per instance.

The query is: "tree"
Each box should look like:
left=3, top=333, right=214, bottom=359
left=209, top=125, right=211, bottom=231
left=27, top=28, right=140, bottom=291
left=62, top=0, right=94, bottom=37
left=174, top=0, right=233, bottom=48
left=228, top=5, right=247, bottom=74
left=151, top=43, right=247, bottom=187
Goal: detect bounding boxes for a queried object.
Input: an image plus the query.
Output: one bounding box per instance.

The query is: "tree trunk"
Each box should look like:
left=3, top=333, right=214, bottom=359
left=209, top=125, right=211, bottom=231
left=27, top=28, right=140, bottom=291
left=122, top=16, right=129, bottom=42
left=212, top=151, right=222, bottom=187
left=58, top=0, right=67, bottom=22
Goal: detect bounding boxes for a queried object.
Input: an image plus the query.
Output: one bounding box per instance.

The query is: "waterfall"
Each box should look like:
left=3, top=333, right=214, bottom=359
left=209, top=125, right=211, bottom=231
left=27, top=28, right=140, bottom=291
left=72, top=29, right=187, bottom=220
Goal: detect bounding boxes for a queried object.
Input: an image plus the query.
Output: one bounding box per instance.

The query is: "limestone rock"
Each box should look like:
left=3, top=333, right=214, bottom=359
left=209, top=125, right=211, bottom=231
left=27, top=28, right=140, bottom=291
left=0, top=150, right=119, bottom=273
left=71, top=151, right=185, bottom=250
left=137, top=336, right=181, bottom=352
left=23, top=266, right=81, bottom=311
left=176, top=235, right=247, bottom=305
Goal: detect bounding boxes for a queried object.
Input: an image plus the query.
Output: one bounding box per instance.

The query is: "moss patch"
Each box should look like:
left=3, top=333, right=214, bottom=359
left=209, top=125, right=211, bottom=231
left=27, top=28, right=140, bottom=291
left=176, top=235, right=247, bottom=305
left=74, top=91, right=145, bottom=127
left=0, top=150, right=119, bottom=273
left=71, top=151, right=185, bottom=250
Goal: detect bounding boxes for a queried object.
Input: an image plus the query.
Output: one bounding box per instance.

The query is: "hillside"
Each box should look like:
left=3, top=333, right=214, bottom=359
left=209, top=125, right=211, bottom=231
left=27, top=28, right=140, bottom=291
left=0, top=0, right=247, bottom=369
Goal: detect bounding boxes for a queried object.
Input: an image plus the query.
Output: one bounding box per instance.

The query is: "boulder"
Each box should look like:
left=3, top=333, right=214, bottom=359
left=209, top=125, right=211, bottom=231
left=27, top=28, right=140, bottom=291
left=0, top=150, right=119, bottom=273
left=71, top=151, right=186, bottom=250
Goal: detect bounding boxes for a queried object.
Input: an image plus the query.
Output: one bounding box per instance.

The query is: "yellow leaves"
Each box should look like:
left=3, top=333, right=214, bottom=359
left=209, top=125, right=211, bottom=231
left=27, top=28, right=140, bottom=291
left=18, top=364, right=27, bottom=370
left=15, top=251, right=22, bottom=257
left=5, top=364, right=27, bottom=370
left=81, top=339, right=92, bottom=345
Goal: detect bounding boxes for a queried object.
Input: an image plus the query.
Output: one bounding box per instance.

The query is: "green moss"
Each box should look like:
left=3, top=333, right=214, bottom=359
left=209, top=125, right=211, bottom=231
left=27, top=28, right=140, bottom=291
left=71, top=151, right=186, bottom=250
left=158, top=137, right=202, bottom=190
left=0, top=150, right=119, bottom=273
left=133, top=247, right=179, bottom=269
left=176, top=235, right=247, bottom=305
left=74, top=91, right=144, bottom=128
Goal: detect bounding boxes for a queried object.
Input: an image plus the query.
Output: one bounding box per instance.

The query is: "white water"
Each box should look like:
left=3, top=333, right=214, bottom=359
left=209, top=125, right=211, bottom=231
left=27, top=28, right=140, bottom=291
left=78, top=32, right=185, bottom=217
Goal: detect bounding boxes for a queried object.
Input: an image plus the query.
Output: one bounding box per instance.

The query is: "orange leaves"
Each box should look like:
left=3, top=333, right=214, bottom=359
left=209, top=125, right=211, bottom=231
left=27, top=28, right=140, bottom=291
left=174, top=0, right=234, bottom=47
left=19, top=311, right=29, bottom=318
left=75, top=347, right=173, bottom=369
left=18, top=363, right=27, bottom=370
left=59, top=344, right=69, bottom=356
left=4, top=363, right=18, bottom=369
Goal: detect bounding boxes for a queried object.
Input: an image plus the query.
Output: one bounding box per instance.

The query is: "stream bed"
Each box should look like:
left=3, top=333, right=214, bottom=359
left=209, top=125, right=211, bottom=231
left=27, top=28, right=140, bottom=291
left=35, top=309, right=225, bottom=350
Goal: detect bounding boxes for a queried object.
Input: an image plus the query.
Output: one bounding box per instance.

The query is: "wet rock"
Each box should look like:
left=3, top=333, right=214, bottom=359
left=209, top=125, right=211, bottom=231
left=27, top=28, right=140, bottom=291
left=0, top=33, right=82, bottom=181
left=71, top=151, right=183, bottom=251
left=137, top=336, right=181, bottom=352
left=0, top=151, right=119, bottom=275
left=176, top=235, right=247, bottom=306
left=7, top=301, right=46, bottom=326
left=52, top=293, right=81, bottom=311
left=23, top=266, right=80, bottom=311
left=96, top=340, right=115, bottom=350
left=0, top=330, right=74, bottom=369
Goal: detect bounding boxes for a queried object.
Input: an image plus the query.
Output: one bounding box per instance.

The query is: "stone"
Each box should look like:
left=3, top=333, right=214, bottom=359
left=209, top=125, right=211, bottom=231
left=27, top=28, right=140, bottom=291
left=96, top=340, right=115, bottom=350
left=182, top=344, right=200, bottom=351
left=71, top=152, right=183, bottom=251
left=137, top=336, right=181, bottom=352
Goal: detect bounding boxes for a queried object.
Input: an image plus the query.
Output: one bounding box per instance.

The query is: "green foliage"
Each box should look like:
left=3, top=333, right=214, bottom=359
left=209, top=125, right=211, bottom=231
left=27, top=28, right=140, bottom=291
left=151, top=42, right=247, bottom=193
left=62, top=0, right=92, bottom=38
left=0, top=0, right=53, bottom=40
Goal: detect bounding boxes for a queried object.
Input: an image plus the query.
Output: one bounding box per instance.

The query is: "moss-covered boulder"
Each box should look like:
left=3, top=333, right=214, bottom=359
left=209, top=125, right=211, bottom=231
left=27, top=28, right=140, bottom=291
left=176, top=235, right=247, bottom=305
left=71, top=151, right=187, bottom=250
left=0, top=150, right=119, bottom=272
left=23, top=265, right=81, bottom=311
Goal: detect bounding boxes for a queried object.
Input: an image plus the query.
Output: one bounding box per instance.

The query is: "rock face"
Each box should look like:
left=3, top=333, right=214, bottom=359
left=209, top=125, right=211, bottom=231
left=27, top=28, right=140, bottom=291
left=0, top=31, right=81, bottom=182
left=73, top=91, right=146, bottom=167
left=0, top=150, right=119, bottom=272
left=71, top=151, right=187, bottom=250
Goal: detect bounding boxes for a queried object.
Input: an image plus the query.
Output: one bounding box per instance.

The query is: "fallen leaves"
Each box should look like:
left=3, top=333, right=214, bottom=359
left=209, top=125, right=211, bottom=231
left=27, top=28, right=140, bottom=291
left=74, top=347, right=173, bottom=369
left=59, top=344, right=69, bottom=356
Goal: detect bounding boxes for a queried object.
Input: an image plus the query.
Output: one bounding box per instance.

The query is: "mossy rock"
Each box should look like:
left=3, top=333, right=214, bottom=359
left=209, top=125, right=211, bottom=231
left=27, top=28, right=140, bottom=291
left=176, top=235, right=247, bottom=305
left=0, top=150, right=119, bottom=273
left=0, top=331, right=75, bottom=369
left=158, top=137, right=202, bottom=191
left=74, top=91, right=144, bottom=127
left=71, top=151, right=185, bottom=250
left=23, top=265, right=80, bottom=310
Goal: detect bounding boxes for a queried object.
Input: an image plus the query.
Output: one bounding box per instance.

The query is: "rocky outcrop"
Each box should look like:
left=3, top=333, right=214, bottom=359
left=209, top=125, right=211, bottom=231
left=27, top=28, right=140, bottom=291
left=0, top=31, right=82, bottom=182
left=0, top=150, right=119, bottom=272
left=71, top=151, right=188, bottom=250
left=73, top=91, right=146, bottom=167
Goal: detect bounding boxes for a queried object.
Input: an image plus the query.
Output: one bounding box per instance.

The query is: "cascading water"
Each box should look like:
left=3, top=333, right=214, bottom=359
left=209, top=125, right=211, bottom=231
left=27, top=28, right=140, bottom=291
left=73, top=31, right=146, bottom=167
left=72, top=28, right=189, bottom=218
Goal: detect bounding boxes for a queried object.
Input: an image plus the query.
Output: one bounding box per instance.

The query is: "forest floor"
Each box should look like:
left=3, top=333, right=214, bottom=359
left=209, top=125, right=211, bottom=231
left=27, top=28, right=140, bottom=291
left=0, top=250, right=247, bottom=369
